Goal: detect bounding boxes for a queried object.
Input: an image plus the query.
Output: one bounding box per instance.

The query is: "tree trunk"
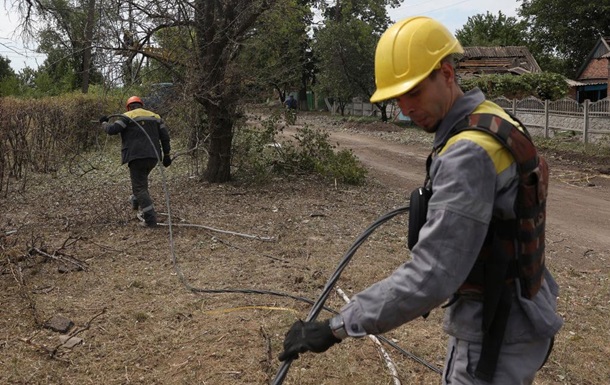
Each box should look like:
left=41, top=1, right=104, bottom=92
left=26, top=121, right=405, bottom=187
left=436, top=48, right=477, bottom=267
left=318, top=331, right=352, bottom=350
left=204, top=105, right=233, bottom=183
left=377, top=103, right=388, bottom=122
left=80, top=0, right=96, bottom=94
left=192, top=0, right=273, bottom=183
left=298, top=88, right=307, bottom=111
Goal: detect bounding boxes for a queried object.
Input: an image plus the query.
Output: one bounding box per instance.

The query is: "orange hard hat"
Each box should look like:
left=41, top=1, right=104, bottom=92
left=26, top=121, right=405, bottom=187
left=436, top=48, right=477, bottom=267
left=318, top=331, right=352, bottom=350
left=126, top=96, right=144, bottom=109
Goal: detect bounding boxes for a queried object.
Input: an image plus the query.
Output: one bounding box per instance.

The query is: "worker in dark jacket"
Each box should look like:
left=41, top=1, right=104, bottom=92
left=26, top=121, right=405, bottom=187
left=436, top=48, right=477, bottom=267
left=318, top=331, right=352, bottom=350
left=100, top=96, right=171, bottom=227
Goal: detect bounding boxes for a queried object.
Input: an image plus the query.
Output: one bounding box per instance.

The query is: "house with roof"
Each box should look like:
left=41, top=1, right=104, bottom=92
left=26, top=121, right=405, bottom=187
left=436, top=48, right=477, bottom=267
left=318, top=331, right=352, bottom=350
left=457, top=46, right=542, bottom=80
left=574, top=36, right=610, bottom=102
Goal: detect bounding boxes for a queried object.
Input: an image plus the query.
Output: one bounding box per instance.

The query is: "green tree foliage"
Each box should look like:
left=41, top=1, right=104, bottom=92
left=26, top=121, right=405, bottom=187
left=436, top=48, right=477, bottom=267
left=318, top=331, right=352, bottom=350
left=17, top=0, right=104, bottom=93
left=0, top=56, right=18, bottom=96
left=319, top=0, right=400, bottom=33
left=518, top=0, right=610, bottom=77
left=232, top=112, right=367, bottom=184
left=461, top=72, right=569, bottom=100
left=455, top=11, right=527, bottom=47
left=0, top=56, right=16, bottom=79
left=314, top=19, right=377, bottom=115
left=36, top=29, right=80, bottom=94
left=237, top=0, right=312, bottom=103
left=138, top=26, right=191, bottom=85
left=314, top=0, right=398, bottom=120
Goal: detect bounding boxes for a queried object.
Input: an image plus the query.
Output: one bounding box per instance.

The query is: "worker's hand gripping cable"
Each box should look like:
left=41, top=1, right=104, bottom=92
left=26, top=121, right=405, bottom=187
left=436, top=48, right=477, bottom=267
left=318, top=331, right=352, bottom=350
left=271, top=205, right=410, bottom=385
left=278, top=319, right=341, bottom=361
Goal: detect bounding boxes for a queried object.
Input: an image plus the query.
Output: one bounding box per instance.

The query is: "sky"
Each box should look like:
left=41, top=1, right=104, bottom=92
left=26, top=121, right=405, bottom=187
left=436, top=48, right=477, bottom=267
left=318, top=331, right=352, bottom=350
left=0, top=10, right=46, bottom=73
left=387, top=0, right=522, bottom=34
left=0, top=0, right=523, bottom=73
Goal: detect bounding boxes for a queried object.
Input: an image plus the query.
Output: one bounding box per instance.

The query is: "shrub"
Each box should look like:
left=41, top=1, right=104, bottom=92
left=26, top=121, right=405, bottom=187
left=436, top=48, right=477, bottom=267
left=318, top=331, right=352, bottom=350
left=231, top=112, right=367, bottom=185
left=461, top=72, right=569, bottom=100
left=0, top=93, right=122, bottom=193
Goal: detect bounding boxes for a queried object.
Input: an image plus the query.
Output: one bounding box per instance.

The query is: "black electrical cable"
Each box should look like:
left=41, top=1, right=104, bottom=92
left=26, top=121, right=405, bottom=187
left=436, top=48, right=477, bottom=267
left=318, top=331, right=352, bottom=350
left=110, top=114, right=442, bottom=380
left=378, top=335, right=442, bottom=374
left=272, top=205, right=416, bottom=385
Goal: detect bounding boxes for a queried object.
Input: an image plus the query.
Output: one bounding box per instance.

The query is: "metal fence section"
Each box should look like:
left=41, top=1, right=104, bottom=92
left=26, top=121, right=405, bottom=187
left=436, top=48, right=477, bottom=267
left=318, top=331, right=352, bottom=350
left=341, top=96, right=610, bottom=144
left=548, top=98, right=582, bottom=116
left=490, top=96, right=610, bottom=144
left=516, top=96, right=546, bottom=113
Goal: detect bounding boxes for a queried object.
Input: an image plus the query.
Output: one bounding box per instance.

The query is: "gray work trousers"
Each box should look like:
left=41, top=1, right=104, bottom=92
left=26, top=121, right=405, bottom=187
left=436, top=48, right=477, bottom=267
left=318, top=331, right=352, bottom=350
left=128, top=158, right=158, bottom=224
left=442, top=335, right=553, bottom=385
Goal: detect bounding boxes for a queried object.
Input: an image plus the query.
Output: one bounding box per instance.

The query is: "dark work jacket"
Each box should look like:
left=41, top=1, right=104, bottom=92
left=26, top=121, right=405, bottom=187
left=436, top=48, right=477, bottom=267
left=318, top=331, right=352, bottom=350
left=103, top=108, right=171, bottom=164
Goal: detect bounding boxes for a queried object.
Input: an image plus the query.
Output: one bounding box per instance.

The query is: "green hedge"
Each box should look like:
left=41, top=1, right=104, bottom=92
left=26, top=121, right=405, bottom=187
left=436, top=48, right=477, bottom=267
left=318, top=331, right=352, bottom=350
left=461, top=72, right=570, bottom=101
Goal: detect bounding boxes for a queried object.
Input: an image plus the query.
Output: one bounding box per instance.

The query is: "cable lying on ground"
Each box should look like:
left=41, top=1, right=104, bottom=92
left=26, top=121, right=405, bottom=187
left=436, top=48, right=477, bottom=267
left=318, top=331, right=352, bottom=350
left=119, top=113, right=441, bottom=381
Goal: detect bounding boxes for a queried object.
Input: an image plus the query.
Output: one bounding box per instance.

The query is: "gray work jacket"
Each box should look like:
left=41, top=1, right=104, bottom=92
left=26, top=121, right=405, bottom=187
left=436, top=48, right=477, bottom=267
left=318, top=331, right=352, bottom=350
left=337, top=88, right=563, bottom=344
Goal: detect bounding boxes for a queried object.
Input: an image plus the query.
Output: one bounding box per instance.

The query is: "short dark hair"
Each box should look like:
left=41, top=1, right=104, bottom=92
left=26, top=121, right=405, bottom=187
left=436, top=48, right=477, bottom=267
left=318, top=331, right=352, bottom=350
left=429, top=55, right=461, bottom=85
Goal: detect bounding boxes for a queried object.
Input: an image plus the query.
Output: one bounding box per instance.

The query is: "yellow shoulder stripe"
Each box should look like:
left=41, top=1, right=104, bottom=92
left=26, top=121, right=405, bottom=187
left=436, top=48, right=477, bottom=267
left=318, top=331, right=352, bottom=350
left=440, top=131, right=513, bottom=174
left=437, top=101, right=517, bottom=174
left=124, top=108, right=160, bottom=119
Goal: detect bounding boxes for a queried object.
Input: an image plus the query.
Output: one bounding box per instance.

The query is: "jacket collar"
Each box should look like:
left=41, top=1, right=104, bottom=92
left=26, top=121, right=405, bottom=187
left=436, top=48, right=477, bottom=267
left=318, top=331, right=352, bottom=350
left=432, top=88, right=485, bottom=149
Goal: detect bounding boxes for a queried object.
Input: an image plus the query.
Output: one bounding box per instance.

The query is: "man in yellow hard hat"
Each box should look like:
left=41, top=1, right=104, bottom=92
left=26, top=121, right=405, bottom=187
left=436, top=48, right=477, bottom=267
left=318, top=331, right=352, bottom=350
left=100, top=96, right=172, bottom=228
left=278, top=16, right=562, bottom=384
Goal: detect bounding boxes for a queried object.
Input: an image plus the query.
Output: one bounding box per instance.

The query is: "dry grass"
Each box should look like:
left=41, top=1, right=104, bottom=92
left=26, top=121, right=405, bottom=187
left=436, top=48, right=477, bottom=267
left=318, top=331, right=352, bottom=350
left=1, top=113, right=609, bottom=385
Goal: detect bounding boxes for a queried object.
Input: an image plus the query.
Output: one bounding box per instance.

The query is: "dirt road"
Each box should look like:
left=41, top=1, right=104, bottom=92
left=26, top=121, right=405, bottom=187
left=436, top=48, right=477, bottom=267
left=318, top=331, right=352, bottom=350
left=288, top=117, right=610, bottom=270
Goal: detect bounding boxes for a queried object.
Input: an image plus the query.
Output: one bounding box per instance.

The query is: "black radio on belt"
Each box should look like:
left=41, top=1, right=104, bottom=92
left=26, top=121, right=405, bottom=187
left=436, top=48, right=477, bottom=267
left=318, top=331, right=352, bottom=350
left=407, top=186, right=431, bottom=250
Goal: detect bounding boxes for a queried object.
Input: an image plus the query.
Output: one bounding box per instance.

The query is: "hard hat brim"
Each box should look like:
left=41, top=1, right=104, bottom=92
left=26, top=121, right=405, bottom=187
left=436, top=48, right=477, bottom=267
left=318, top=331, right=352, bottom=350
left=370, top=71, right=431, bottom=103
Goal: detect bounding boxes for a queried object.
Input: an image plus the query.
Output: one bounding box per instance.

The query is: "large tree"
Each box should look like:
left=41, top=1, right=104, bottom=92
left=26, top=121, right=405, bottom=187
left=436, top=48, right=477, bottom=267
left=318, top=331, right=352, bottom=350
left=314, top=19, right=376, bottom=115
left=237, top=0, right=312, bottom=105
left=519, top=0, right=610, bottom=76
left=193, top=0, right=277, bottom=182
left=313, top=0, right=399, bottom=121
left=455, top=11, right=527, bottom=47
left=15, top=0, right=104, bottom=93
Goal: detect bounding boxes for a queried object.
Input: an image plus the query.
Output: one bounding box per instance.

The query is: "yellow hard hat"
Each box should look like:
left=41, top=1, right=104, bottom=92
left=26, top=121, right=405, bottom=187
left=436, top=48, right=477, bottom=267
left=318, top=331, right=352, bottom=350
left=370, top=16, right=464, bottom=103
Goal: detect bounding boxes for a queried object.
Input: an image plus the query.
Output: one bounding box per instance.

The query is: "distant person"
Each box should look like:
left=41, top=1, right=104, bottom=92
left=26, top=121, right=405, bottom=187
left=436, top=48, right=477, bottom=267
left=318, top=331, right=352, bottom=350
left=278, top=16, right=562, bottom=384
left=99, top=96, right=172, bottom=228
left=285, top=95, right=297, bottom=110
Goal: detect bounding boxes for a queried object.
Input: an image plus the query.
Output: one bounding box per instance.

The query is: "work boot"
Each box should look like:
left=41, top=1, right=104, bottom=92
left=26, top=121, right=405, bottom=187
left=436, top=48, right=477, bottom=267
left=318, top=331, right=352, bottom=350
left=129, top=195, right=139, bottom=211
left=139, top=220, right=158, bottom=228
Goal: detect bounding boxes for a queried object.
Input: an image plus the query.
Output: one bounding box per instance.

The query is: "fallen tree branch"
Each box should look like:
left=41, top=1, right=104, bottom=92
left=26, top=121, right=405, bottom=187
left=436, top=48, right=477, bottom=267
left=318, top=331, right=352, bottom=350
left=336, top=287, right=402, bottom=385
left=49, top=307, right=107, bottom=357
left=7, top=256, right=44, bottom=326
left=157, top=222, right=276, bottom=242
left=260, top=325, right=274, bottom=382
left=30, top=247, right=89, bottom=272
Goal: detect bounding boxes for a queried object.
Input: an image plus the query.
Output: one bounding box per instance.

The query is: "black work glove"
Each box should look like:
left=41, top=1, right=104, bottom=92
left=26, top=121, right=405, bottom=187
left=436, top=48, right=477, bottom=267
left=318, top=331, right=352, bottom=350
left=99, top=115, right=109, bottom=123
left=278, top=319, right=341, bottom=362
left=162, top=154, right=172, bottom=167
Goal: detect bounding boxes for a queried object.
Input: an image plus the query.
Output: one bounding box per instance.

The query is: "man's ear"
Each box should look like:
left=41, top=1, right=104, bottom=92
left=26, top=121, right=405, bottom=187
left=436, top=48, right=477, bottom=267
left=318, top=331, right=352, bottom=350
left=440, top=62, right=456, bottom=84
